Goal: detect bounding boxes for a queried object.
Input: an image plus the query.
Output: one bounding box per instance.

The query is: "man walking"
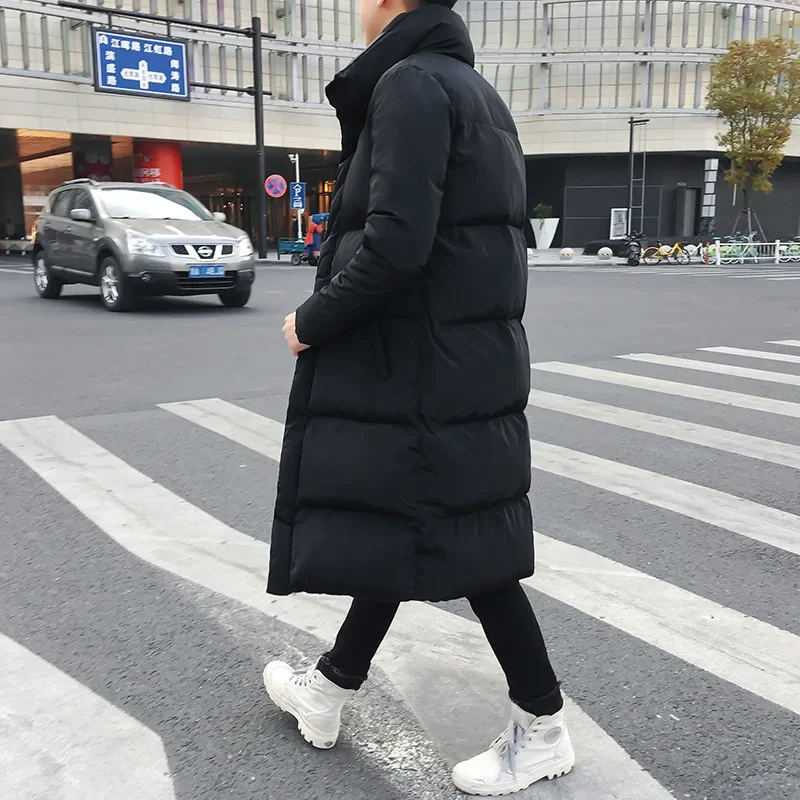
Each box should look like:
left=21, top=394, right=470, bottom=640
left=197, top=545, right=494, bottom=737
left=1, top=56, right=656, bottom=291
left=266, top=0, right=575, bottom=794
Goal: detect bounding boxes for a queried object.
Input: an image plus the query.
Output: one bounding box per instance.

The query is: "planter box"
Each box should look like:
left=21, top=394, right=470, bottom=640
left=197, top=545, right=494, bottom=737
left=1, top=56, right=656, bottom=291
left=531, top=217, right=560, bottom=250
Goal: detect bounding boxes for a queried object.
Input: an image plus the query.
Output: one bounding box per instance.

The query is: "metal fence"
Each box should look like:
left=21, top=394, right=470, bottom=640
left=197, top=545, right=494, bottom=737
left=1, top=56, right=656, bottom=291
left=707, top=239, right=800, bottom=265
left=2, top=0, right=800, bottom=114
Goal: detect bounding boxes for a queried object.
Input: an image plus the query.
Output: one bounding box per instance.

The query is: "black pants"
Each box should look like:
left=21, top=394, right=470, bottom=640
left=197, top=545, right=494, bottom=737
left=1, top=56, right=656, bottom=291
left=317, top=582, right=563, bottom=717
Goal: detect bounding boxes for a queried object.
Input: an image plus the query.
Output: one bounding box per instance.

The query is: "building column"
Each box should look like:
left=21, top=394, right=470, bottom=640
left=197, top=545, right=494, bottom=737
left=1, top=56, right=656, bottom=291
left=133, top=140, right=183, bottom=189
left=0, top=129, right=24, bottom=239
left=72, top=134, right=113, bottom=182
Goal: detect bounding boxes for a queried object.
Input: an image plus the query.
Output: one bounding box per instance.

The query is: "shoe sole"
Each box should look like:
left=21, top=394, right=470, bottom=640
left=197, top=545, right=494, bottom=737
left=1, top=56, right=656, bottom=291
left=262, top=667, right=338, bottom=750
left=451, top=753, right=575, bottom=796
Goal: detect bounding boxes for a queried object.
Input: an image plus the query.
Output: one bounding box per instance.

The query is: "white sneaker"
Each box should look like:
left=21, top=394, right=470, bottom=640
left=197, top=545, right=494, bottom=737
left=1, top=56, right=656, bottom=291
left=263, top=661, right=354, bottom=749
left=451, top=703, right=575, bottom=796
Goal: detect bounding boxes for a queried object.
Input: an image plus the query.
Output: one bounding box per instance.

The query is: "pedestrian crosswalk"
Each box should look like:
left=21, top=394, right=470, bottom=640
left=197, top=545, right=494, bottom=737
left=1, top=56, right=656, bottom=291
left=2, top=338, right=800, bottom=799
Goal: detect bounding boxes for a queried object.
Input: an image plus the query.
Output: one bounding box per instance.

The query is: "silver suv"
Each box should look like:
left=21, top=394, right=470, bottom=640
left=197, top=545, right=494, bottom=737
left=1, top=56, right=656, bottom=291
left=31, top=179, right=256, bottom=311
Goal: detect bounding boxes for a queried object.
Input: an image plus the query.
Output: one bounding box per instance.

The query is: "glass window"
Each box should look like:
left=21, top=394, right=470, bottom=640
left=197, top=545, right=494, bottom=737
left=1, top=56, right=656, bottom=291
left=49, top=189, right=75, bottom=217
left=71, top=189, right=95, bottom=214
left=97, top=187, right=213, bottom=221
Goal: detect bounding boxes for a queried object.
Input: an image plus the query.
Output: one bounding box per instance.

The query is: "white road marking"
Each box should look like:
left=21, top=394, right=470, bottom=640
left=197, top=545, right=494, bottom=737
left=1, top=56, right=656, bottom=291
left=158, top=398, right=284, bottom=460
left=0, top=415, right=673, bottom=800
left=527, top=389, right=800, bottom=469
left=0, top=267, right=31, bottom=275
left=725, top=272, right=799, bottom=279
left=768, top=340, right=800, bottom=347
left=0, top=632, right=175, bottom=800
left=699, top=346, right=800, bottom=365
left=531, top=362, right=800, bottom=419
left=767, top=275, right=800, bottom=281
left=619, top=353, right=800, bottom=387
left=158, top=400, right=800, bottom=715
left=530, top=438, right=800, bottom=555
left=527, top=535, right=800, bottom=717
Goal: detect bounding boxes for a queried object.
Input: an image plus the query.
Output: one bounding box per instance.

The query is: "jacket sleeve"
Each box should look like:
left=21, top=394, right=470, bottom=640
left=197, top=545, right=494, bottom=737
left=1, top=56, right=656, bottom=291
left=295, top=65, right=452, bottom=347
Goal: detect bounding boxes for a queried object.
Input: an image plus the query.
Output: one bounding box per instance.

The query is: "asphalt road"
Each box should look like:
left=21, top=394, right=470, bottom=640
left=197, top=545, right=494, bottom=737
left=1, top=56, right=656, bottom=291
left=1, top=256, right=799, bottom=800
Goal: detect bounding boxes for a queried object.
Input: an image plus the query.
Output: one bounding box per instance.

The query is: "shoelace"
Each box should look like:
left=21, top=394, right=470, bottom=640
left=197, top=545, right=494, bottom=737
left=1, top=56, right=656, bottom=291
left=492, top=720, right=528, bottom=779
left=289, top=666, right=317, bottom=689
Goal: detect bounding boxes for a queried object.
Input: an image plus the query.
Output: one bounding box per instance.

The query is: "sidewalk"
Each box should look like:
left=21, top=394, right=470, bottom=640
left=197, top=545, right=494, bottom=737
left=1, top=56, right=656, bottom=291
left=254, top=249, right=613, bottom=269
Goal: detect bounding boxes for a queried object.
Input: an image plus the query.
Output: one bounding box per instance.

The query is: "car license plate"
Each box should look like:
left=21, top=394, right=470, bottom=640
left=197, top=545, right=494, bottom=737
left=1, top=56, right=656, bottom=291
left=188, top=265, right=225, bottom=278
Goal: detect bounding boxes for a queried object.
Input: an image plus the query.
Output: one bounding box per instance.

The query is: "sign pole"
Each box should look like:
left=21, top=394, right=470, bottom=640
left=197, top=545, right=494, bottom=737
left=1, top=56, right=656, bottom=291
left=265, top=174, right=288, bottom=260
left=294, top=153, right=302, bottom=240
left=252, top=16, right=267, bottom=259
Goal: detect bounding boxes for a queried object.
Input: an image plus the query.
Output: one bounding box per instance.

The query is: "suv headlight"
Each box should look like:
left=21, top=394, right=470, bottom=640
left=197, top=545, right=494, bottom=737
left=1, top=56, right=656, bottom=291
left=237, top=236, right=255, bottom=257
left=126, top=233, right=165, bottom=257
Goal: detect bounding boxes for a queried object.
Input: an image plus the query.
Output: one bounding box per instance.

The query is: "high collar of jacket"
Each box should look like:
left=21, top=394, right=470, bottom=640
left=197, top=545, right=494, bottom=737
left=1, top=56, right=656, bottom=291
left=326, top=4, right=474, bottom=160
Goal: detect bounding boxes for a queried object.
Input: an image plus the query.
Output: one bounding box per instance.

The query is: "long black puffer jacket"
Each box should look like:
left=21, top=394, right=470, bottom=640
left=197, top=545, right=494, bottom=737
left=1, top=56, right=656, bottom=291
left=268, top=3, right=532, bottom=602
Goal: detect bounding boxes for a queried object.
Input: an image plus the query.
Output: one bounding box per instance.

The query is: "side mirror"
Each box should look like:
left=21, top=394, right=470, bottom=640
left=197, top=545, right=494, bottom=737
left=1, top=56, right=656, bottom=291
left=70, top=208, right=93, bottom=223
left=212, top=211, right=227, bottom=223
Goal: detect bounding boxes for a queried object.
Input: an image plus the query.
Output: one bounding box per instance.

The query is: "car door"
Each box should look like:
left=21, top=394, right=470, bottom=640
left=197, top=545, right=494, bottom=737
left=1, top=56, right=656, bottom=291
left=61, top=188, right=98, bottom=277
left=39, top=189, right=74, bottom=272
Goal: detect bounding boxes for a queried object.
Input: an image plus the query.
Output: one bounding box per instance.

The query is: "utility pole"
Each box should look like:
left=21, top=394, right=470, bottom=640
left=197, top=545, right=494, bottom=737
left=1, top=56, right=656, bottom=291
left=251, top=16, right=268, bottom=259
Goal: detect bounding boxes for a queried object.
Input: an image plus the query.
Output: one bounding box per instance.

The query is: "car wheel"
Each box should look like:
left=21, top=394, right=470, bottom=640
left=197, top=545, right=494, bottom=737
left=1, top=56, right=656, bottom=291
left=33, top=251, right=63, bottom=299
left=99, top=256, right=134, bottom=312
left=218, top=287, right=251, bottom=308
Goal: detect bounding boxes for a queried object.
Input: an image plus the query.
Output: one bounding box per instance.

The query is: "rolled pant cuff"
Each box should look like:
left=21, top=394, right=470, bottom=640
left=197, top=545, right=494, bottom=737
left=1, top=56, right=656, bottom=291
left=511, top=683, right=564, bottom=717
left=317, top=654, right=366, bottom=691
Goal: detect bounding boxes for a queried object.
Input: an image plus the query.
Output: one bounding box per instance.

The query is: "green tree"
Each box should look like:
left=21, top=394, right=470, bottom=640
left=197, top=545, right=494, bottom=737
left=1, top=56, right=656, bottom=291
left=707, top=36, right=800, bottom=207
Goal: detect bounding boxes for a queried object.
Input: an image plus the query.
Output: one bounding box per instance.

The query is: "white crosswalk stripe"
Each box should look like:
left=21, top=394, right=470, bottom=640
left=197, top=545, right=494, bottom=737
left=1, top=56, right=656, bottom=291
left=527, top=389, right=800, bottom=468
left=699, top=346, right=800, bottom=365
left=0, top=633, right=175, bottom=800
left=158, top=398, right=284, bottom=459
left=2, top=336, right=800, bottom=798
left=531, top=361, right=800, bottom=418
left=725, top=272, right=799, bottom=279
left=532, top=439, right=800, bottom=556
left=619, top=353, right=800, bottom=387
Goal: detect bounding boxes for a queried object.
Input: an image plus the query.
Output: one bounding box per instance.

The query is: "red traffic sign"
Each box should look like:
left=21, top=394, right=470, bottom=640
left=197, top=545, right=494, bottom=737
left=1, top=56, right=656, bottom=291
left=265, top=174, right=287, bottom=198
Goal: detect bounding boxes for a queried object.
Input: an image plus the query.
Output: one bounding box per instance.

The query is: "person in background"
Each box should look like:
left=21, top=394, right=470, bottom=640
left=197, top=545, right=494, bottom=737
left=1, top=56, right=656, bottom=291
left=304, top=216, right=324, bottom=262
left=265, top=0, right=576, bottom=795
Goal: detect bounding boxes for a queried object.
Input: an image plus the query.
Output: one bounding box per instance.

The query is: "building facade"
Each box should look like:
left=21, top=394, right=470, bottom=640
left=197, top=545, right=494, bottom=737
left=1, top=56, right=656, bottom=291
left=2, top=0, right=800, bottom=246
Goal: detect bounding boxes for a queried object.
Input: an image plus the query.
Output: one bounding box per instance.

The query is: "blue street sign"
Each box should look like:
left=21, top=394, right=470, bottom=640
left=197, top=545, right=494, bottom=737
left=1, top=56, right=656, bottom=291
left=93, top=29, right=189, bottom=101
left=290, top=182, right=306, bottom=211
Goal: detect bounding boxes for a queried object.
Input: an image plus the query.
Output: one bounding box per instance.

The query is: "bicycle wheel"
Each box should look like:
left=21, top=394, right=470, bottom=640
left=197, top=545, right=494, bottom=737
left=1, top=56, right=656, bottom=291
left=719, top=244, right=740, bottom=264
left=670, top=248, right=690, bottom=265
left=642, top=247, right=662, bottom=265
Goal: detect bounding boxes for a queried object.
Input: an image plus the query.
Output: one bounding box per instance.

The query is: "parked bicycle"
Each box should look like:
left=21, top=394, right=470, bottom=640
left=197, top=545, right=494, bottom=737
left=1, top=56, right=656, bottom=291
left=716, top=231, right=761, bottom=264
left=780, top=236, right=800, bottom=263
left=642, top=241, right=690, bottom=265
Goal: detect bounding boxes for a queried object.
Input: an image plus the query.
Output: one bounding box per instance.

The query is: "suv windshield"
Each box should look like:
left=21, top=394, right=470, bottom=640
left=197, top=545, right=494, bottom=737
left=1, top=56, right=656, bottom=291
left=98, top=187, right=213, bottom=221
